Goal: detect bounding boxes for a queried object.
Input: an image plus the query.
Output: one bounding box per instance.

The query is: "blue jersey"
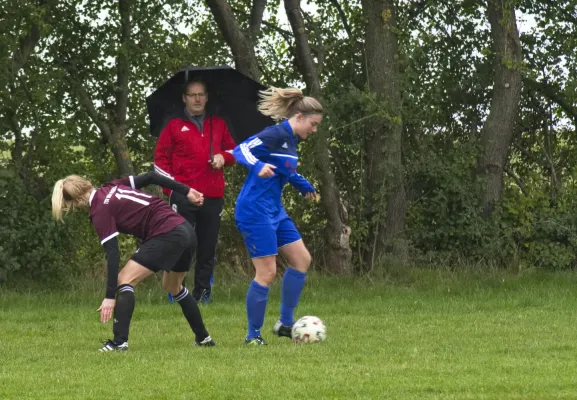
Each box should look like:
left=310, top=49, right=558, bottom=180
left=233, top=120, right=315, bottom=224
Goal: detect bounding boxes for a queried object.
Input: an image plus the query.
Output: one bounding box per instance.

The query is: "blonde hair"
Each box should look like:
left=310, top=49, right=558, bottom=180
left=52, top=175, right=94, bottom=221
left=257, top=87, right=323, bottom=120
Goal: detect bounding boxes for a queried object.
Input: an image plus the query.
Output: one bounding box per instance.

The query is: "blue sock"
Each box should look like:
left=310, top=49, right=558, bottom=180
left=280, top=268, right=306, bottom=326
left=246, top=280, right=270, bottom=339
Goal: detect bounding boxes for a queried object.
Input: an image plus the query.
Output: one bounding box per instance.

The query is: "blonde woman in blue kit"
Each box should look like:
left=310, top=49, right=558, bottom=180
left=232, top=87, right=322, bottom=345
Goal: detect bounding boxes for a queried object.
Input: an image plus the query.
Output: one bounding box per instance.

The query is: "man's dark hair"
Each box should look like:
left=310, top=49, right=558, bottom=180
left=182, top=78, right=207, bottom=95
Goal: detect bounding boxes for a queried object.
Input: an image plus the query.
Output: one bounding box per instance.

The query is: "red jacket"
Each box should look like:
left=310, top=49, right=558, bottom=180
left=153, top=115, right=236, bottom=198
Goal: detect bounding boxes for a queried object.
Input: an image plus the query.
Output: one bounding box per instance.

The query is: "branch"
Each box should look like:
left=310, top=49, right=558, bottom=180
left=205, top=0, right=260, bottom=79
left=328, top=0, right=353, bottom=38
left=249, top=0, right=267, bottom=42
left=300, top=8, right=325, bottom=76
left=61, top=61, right=112, bottom=141
left=504, top=167, right=529, bottom=197
left=115, top=0, right=131, bottom=128
left=283, top=0, right=321, bottom=97
left=11, top=25, right=41, bottom=83
left=523, top=76, right=577, bottom=122
left=10, top=0, right=57, bottom=79
left=231, top=5, right=294, bottom=46
left=406, top=0, right=429, bottom=22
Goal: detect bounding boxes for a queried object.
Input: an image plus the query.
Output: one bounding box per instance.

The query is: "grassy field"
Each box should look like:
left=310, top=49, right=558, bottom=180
left=2, top=268, right=577, bottom=399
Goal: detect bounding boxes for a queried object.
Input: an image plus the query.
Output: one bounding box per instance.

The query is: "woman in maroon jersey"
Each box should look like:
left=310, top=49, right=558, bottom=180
left=52, top=170, right=216, bottom=351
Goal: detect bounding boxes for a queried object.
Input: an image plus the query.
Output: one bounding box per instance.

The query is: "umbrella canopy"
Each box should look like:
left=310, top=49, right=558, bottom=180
left=146, top=65, right=274, bottom=143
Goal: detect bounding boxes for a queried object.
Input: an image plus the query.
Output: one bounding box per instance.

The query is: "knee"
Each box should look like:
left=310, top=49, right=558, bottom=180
left=302, top=251, right=312, bottom=270
left=294, top=250, right=312, bottom=272
left=162, top=278, right=181, bottom=295
left=255, top=266, right=276, bottom=286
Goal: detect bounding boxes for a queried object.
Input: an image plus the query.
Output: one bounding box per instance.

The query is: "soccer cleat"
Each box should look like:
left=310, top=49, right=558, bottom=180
left=272, top=320, right=293, bottom=338
left=193, top=335, right=216, bottom=347
left=99, top=339, right=128, bottom=352
left=195, top=289, right=212, bottom=305
left=245, top=336, right=268, bottom=345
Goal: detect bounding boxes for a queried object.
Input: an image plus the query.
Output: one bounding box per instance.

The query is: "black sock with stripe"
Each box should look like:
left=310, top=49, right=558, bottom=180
left=113, top=284, right=135, bottom=344
left=174, top=286, right=209, bottom=342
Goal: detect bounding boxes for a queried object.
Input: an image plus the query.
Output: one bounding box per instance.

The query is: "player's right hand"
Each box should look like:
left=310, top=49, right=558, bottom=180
left=258, top=163, right=276, bottom=178
left=187, top=188, right=204, bottom=206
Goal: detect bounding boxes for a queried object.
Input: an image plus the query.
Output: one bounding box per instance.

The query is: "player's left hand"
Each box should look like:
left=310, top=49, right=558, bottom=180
left=98, top=298, right=115, bottom=323
left=305, top=192, right=318, bottom=202
left=187, top=188, right=204, bottom=206
left=210, top=154, right=225, bottom=169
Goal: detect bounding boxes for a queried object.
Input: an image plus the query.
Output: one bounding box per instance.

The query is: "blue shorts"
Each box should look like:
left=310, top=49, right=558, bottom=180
left=236, top=218, right=302, bottom=258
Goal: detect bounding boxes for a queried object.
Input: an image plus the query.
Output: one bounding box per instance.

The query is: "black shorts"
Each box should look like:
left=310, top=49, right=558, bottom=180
left=131, top=222, right=196, bottom=273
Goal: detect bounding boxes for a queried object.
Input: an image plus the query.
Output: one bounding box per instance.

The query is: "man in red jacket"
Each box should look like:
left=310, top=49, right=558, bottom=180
left=154, top=78, right=236, bottom=303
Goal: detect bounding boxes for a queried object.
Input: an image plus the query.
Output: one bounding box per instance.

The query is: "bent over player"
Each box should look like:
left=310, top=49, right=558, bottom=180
left=51, top=171, right=216, bottom=351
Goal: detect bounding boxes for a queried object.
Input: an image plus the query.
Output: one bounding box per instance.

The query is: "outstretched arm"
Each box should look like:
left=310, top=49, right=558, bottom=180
left=131, top=171, right=190, bottom=195
left=288, top=173, right=316, bottom=196
left=112, top=171, right=203, bottom=205
left=102, top=237, right=121, bottom=300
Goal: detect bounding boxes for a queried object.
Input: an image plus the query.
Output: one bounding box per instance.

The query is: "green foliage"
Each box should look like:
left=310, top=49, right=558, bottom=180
left=0, top=166, right=101, bottom=283
left=3, top=0, right=577, bottom=285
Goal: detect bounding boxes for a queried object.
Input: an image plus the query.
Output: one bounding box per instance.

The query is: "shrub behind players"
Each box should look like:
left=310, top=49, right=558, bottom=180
left=233, top=87, right=322, bottom=345
left=51, top=171, right=216, bottom=351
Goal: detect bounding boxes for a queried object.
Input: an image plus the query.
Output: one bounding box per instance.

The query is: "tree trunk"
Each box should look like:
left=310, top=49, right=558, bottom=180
left=478, top=0, right=522, bottom=215
left=361, top=0, right=407, bottom=264
left=112, top=0, right=134, bottom=177
left=62, top=0, right=135, bottom=177
left=284, top=0, right=352, bottom=274
left=205, top=0, right=262, bottom=80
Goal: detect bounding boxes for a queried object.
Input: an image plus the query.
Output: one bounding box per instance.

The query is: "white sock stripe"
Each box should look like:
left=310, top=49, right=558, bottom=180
left=118, top=286, right=134, bottom=293
left=174, top=287, right=189, bottom=302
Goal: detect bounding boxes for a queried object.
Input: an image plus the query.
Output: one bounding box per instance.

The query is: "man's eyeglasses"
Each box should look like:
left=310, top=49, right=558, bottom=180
left=185, top=93, right=206, bottom=98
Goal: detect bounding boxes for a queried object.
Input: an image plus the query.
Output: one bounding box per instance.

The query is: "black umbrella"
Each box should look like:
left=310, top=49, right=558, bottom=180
left=146, top=65, right=274, bottom=145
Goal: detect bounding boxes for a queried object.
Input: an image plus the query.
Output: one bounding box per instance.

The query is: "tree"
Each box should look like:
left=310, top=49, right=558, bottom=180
left=204, top=0, right=266, bottom=80
left=284, top=0, right=353, bottom=273
left=477, top=0, right=523, bottom=215
left=53, top=0, right=136, bottom=177
left=360, top=0, right=407, bottom=263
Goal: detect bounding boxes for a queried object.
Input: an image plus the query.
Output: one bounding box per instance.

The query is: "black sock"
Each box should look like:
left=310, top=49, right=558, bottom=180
left=174, top=287, right=209, bottom=342
left=113, top=284, right=135, bottom=344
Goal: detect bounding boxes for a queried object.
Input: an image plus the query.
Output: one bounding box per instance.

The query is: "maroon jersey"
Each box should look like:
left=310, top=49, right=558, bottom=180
left=88, top=177, right=185, bottom=244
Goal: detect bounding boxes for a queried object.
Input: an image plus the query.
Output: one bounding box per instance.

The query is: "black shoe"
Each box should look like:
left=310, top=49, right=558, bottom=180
left=193, top=335, right=216, bottom=347
left=99, top=339, right=128, bottom=352
left=245, top=336, right=268, bottom=345
left=272, top=320, right=293, bottom=338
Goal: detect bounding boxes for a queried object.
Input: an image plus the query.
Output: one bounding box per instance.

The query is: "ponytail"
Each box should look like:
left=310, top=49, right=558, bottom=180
left=257, top=87, right=323, bottom=120
left=51, top=175, right=93, bottom=221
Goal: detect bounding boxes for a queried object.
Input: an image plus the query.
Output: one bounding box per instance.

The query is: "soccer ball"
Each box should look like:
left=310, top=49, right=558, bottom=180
left=291, top=315, right=327, bottom=343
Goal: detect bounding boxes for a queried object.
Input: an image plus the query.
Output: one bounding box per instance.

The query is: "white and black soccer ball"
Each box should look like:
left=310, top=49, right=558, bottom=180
left=291, top=315, right=327, bottom=343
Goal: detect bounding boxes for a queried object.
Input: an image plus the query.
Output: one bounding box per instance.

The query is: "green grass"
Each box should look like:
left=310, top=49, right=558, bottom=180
left=2, top=268, right=577, bottom=399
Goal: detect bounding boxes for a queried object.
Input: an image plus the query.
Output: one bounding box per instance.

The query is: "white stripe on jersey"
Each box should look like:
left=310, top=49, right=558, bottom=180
left=101, top=232, right=119, bottom=245
left=247, top=138, right=263, bottom=148
left=116, top=188, right=152, bottom=198
left=240, top=143, right=258, bottom=165
left=271, top=153, right=298, bottom=159
left=154, top=164, right=174, bottom=179
left=115, top=193, right=150, bottom=206
left=89, top=190, right=96, bottom=206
